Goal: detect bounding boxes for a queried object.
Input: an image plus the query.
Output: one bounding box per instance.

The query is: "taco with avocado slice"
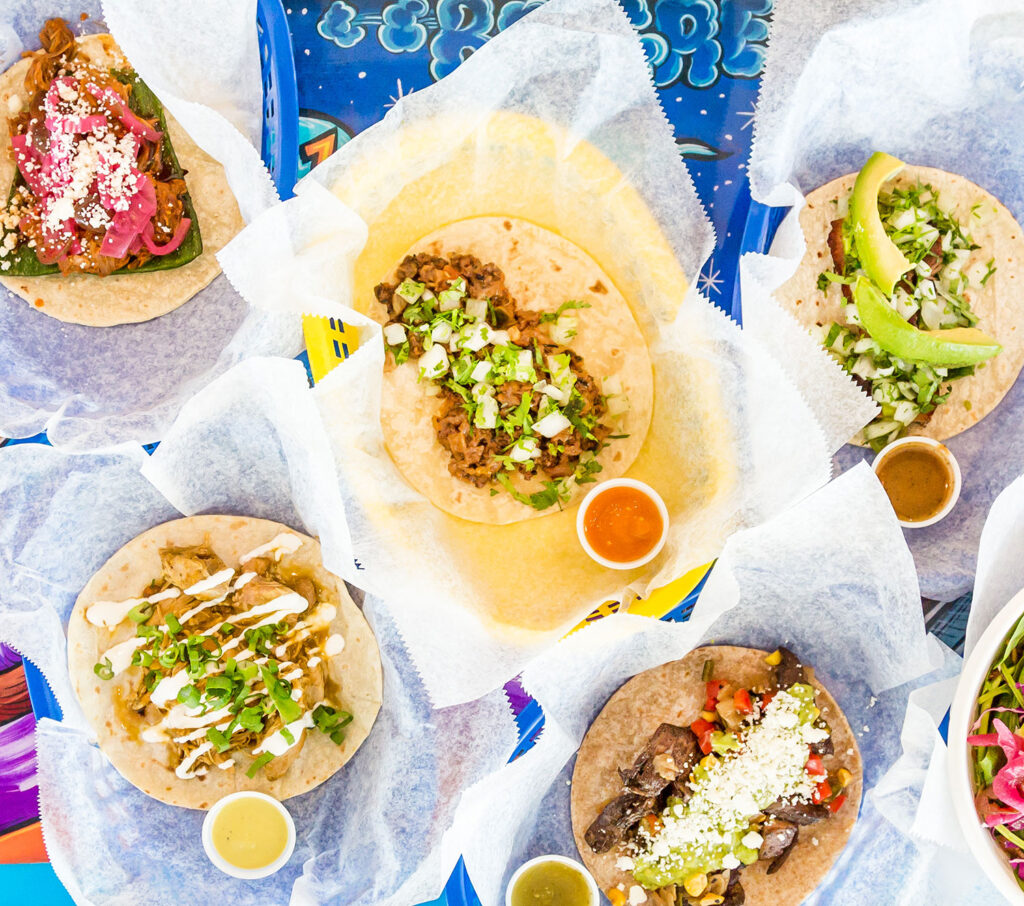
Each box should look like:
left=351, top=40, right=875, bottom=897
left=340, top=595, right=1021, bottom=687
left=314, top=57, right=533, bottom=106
left=0, top=18, right=243, bottom=325
left=371, top=216, right=654, bottom=525
left=571, top=646, right=862, bottom=906
left=773, top=153, right=1024, bottom=450
left=67, top=516, right=382, bottom=809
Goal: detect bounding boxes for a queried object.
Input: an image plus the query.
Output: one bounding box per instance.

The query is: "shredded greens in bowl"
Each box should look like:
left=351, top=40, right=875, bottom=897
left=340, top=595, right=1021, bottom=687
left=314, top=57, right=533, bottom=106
left=968, top=610, right=1024, bottom=891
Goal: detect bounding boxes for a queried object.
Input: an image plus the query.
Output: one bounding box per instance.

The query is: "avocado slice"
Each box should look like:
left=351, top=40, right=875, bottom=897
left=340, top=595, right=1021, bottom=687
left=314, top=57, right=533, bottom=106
left=849, top=152, right=912, bottom=296
left=853, top=277, right=1001, bottom=366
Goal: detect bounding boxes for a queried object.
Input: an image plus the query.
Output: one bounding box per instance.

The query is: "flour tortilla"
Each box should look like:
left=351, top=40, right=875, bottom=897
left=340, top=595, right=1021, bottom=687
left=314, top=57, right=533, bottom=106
left=67, top=516, right=383, bottom=809
left=373, top=216, right=654, bottom=525
left=775, top=166, right=1024, bottom=443
left=570, top=646, right=862, bottom=905
left=0, top=34, right=243, bottom=326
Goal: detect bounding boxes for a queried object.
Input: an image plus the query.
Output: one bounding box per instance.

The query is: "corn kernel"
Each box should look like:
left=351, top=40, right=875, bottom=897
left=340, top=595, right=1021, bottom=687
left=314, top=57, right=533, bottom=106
left=808, top=706, right=821, bottom=721
left=698, top=896, right=724, bottom=906
left=764, top=649, right=782, bottom=666
left=683, top=873, right=708, bottom=897
left=607, top=888, right=627, bottom=906
left=700, top=710, right=717, bottom=723
left=837, top=768, right=853, bottom=789
left=700, top=754, right=717, bottom=771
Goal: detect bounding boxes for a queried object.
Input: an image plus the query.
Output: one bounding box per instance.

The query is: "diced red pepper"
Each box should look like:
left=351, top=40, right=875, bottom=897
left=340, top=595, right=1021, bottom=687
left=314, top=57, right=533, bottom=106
left=827, top=793, right=847, bottom=814
left=733, top=688, right=753, bottom=715
left=641, top=813, right=663, bottom=836
left=690, top=718, right=715, bottom=755
left=812, top=779, right=833, bottom=804
left=805, top=754, right=826, bottom=777
left=705, top=680, right=725, bottom=712
left=761, top=691, right=775, bottom=708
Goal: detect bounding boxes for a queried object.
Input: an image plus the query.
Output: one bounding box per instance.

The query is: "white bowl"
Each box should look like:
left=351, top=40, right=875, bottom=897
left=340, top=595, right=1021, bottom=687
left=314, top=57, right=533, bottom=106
left=201, top=791, right=296, bottom=880
left=505, top=854, right=600, bottom=906
left=948, top=585, right=1024, bottom=904
left=576, top=478, right=669, bottom=570
left=871, top=435, right=962, bottom=529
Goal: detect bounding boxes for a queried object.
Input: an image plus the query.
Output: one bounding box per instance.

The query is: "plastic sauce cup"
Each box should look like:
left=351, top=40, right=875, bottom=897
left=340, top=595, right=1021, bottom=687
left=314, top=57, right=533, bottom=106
left=576, top=478, right=669, bottom=570
left=505, top=854, right=600, bottom=906
left=201, top=791, right=296, bottom=880
left=871, top=436, right=962, bottom=529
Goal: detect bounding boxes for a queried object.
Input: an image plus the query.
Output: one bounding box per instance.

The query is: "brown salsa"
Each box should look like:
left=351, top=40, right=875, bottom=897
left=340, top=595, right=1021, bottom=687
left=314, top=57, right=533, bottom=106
left=875, top=442, right=955, bottom=523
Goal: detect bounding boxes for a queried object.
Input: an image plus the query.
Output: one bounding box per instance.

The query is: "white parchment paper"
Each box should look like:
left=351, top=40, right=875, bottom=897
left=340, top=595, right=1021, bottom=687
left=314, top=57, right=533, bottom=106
left=0, top=0, right=295, bottom=451
left=209, top=0, right=874, bottom=707
left=443, top=464, right=956, bottom=905
left=862, top=471, right=1024, bottom=902
left=0, top=439, right=521, bottom=906
left=745, top=0, right=1024, bottom=601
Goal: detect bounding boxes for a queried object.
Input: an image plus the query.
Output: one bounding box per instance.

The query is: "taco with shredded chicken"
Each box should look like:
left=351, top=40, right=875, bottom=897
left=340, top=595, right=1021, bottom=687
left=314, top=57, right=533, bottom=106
left=571, top=646, right=862, bottom=906
left=0, top=18, right=243, bottom=325
left=372, top=216, right=654, bottom=525
left=67, top=516, right=382, bottom=809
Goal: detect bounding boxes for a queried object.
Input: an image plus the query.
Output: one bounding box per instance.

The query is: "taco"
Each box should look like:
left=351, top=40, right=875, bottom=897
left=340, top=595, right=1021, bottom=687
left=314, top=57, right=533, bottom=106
left=774, top=154, right=1024, bottom=450
left=0, top=18, right=243, bottom=326
left=372, top=216, right=654, bottom=525
left=67, top=516, right=382, bottom=809
left=571, top=646, right=861, bottom=906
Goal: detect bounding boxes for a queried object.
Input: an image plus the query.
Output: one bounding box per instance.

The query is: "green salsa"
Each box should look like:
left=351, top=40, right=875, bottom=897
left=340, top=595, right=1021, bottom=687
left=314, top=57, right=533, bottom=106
left=510, top=860, right=593, bottom=906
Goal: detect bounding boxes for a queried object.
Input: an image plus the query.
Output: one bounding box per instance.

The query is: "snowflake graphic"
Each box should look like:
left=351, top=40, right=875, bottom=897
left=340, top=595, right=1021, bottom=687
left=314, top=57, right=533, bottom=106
left=698, top=259, right=723, bottom=296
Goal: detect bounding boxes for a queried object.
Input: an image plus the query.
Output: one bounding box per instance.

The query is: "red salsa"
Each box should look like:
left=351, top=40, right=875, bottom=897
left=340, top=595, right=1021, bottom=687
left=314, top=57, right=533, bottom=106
left=583, top=485, right=663, bottom=563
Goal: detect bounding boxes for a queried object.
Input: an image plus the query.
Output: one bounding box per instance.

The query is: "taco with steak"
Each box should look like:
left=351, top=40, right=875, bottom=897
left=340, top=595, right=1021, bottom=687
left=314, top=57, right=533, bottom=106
left=67, top=516, right=382, bottom=809
left=371, top=216, right=654, bottom=525
left=571, top=645, right=861, bottom=906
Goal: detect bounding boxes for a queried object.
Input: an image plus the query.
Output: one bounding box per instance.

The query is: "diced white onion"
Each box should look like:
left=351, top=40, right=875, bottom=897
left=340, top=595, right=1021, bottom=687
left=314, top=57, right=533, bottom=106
left=465, top=298, right=488, bottom=321
left=431, top=321, right=453, bottom=343
left=509, top=437, right=539, bottom=462
left=893, top=400, right=919, bottom=425
left=474, top=394, right=498, bottom=429
left=533, top=411, right=571, bottom=438
left=438, top=290, right=462, bottom=312
left=419, top=344, right=450, bottom=379
left=471, top=382, right=493, bottom=402
left=549, top=313, right=578, bottom=345
left=456, top=323, right=492, bottom=352
left=383, top=323, right=407, bottom=345
left=470, top=360, right=492, bottom=382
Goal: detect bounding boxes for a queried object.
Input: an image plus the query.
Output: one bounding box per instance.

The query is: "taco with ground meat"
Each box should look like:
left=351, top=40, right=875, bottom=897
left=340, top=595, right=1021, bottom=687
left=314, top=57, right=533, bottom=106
left=571, top=646, right=862, bottom=906
left=0, top=17, right=243, bottom=325
left=773, top=153, right=1024, bottom=450
left=67, top=516, right=382, bottom=809
left=372, top=216, right=654, bottom=525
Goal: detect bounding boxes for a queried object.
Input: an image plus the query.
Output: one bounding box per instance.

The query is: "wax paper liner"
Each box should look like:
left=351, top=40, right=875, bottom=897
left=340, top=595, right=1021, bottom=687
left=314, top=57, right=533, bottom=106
left=212, top=0, right=858, bottom=707
left=0, top=0, right=295, bottom=451
left=860, top=468, right=1024, bottom=902
left=436, top=464, right=951, bottom=905
left=744, top=0, right=1024, bottom=601
left=0, top=438, right=522, bottom=906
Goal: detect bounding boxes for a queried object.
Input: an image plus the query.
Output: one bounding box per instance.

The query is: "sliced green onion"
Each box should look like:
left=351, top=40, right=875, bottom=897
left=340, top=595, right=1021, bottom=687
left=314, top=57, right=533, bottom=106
left=177, top=684, right=201, bottom=709
left=246, top=752, right=275, bottom=778
left=94, top=658, right=114, bottom=680
left=165, top=614, right=182, bottom=635
left=206, top=727, right=233, bottom=753
left=128, top=600, right=156, bottom=623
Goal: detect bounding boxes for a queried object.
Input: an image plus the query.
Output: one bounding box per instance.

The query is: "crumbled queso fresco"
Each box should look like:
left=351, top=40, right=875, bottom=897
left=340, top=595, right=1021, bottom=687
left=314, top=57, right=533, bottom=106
left=632, top=688, right=829, bottom=876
